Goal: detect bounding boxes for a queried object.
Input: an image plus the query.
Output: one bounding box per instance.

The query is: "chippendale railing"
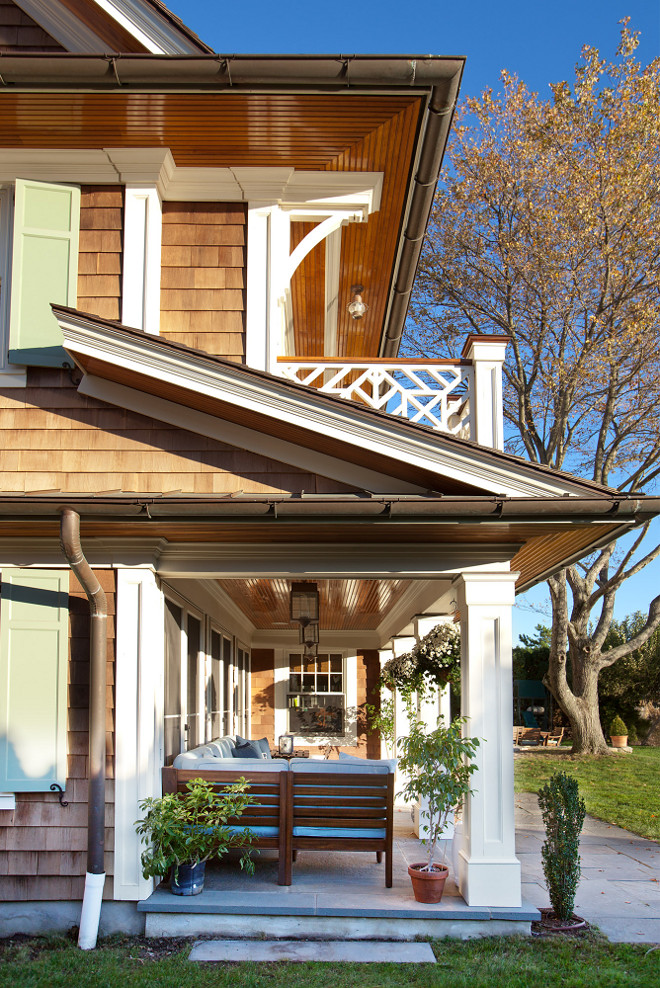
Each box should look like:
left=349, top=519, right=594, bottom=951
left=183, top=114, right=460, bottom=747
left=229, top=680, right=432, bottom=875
left=276, top=358, right=472, bottom=436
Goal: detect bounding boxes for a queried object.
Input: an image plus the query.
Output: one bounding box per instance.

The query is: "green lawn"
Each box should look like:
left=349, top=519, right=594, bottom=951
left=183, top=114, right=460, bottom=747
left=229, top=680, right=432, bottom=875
left=0, top=935, right=658, bottom=988
left=514, top=746, right=660, bottom=840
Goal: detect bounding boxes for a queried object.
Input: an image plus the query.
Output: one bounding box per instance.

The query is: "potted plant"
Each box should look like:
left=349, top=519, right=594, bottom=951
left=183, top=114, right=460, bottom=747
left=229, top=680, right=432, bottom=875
left=609, top=715, right=629, bottom=748
left=135, top=776, right=257, bottom=895
left=537, top=771, right=586, bottom=929
left=397, top=712, right=479, bottom=903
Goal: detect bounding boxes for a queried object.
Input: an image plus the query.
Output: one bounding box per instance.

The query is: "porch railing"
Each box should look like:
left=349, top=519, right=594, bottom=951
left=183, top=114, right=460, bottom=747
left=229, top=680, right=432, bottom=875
left=276, top=358, right=472, bottom=437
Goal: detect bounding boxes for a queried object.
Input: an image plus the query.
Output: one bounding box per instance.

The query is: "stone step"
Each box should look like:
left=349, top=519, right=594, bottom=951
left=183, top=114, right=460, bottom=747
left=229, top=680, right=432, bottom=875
left=189, top=939, right=437, bottom=963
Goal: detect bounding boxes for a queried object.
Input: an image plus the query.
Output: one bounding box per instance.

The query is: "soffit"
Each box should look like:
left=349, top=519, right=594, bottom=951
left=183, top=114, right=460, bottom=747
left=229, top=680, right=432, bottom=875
left=0, top=90, right=423, bottom=357
left=218, top=577, right=412, bottom=632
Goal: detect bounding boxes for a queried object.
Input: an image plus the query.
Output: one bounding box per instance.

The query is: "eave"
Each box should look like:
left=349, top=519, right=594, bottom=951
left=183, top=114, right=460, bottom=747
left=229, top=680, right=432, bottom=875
left=0, top=52, right=464, bottom=357
left=55, top=306, right=625, bottom=501
left=0, top=492, right=657, bottom=593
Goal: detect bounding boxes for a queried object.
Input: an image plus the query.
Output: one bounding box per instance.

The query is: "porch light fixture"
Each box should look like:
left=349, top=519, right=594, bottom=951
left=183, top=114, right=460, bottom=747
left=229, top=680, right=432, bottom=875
left=290, top=582, right=320, bottom=627
left=299, top=622, right=320, bottom=646
left=303, top=642, right=318, bottom=658
left=347, top=284, right=368, bottom=320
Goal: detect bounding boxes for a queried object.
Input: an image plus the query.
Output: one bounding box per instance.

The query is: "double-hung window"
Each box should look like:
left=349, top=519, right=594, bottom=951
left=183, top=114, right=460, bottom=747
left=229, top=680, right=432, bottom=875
left=287, top=652, right=345, bottom=735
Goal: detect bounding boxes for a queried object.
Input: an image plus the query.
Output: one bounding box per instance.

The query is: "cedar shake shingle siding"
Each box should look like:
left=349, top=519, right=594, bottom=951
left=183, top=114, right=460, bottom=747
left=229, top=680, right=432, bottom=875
left=0, top=0, right=65, bottom=52
left=160, top=202, right=246, bottom=362
left=0, top=570, right=115, bottom=901
left=77, top=186, right=123, bottom=322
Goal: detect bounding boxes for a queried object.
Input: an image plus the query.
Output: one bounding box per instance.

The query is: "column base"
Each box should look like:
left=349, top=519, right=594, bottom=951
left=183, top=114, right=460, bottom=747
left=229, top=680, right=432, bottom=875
left=457, top=850, right=522, bottom=907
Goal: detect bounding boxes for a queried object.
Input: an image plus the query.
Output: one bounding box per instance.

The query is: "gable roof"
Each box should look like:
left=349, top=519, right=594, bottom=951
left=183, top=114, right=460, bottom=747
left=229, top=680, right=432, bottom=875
left=55, top=306, right=624, bottom=501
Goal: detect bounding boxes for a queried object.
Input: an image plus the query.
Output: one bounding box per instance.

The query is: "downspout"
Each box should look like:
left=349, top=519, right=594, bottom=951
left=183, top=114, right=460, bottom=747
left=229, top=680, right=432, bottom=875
left=59, top=508, right=108, bottom=951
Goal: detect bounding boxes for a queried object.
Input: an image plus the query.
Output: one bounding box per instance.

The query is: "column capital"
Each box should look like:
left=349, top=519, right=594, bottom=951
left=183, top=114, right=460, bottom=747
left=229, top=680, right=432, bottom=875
left=455, top=571, right=518, bottom=608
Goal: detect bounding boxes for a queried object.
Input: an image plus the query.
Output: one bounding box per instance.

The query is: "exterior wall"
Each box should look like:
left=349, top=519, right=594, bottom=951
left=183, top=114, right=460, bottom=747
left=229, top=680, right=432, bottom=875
left=250, top=648, right=381, bottom=757
left=0, top=368, right=356, bottom=494
left=77, top=186, right=123, bottom=322
left=0, top=1, right=65, bottom=52
left=0, top=568, right=116, bottom=901
left=160, top=202, right=246, bottom=362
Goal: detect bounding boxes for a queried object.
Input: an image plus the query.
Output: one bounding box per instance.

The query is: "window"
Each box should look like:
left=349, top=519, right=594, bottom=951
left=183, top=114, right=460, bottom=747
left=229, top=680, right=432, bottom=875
left=0, top=178, right=80, bottom=377
left=163, top=597, right=204, bottom=765
left=287, top=652, right=345, bottom=735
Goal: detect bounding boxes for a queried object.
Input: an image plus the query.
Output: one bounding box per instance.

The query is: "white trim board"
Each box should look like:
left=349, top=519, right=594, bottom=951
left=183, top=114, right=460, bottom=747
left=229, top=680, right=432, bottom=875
left=0, top=150, right=383, bottom=210
left=60, top=311, right=606, bottom=499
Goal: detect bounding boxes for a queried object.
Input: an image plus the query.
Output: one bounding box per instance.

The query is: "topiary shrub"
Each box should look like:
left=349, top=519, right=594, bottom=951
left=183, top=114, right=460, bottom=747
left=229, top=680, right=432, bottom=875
left=537, top=772, right=586, bottom=922
left=609, top=714, right=628, bottom=737
left=627, top=722, right=638, bottom=744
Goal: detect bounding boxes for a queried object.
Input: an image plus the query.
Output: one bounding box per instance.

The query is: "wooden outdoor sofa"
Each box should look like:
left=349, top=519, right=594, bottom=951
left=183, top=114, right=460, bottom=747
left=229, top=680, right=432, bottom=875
left=161, top=753, right=395, bottom=888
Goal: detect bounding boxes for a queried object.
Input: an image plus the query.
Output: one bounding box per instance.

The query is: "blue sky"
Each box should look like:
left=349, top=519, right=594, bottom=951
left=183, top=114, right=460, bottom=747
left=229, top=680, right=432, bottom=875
left=168, top=1, right=660, bottom=641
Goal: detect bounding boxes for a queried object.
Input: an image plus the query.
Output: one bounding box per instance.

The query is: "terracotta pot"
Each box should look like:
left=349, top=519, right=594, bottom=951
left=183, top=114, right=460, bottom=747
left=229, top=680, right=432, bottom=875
left=408, top=862, right=448, bottom=903
left=610, top=735, right=628, bottom=748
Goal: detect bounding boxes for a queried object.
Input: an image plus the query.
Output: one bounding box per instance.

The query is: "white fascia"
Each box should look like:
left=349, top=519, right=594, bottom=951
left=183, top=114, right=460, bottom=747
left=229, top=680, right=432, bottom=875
left=56, top=310, right=601, bottom=499
left=89, top=0, right=203, bottom=54
left=12, top=1, right=109, bottom=53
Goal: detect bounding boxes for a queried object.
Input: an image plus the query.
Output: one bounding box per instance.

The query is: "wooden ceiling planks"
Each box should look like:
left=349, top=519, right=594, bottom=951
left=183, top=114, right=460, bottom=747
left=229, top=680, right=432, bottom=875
left=0, top=91, right=423, bottom=359
left=218, top=577, right=411, bottom=630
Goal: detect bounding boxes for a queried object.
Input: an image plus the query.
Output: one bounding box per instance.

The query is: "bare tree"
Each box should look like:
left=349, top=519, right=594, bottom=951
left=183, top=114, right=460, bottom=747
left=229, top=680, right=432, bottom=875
left=406, top=23, right=660, bottom=753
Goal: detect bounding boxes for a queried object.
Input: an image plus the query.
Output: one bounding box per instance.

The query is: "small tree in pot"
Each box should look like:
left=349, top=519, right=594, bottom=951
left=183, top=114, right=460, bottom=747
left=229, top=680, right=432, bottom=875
left=135, top=776, right=257, bottom=895
left=397, top=713, right=479, bottom=902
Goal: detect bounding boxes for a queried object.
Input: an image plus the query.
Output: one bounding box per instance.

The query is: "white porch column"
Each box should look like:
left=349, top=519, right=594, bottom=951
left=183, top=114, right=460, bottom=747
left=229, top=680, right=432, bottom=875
left=113, top=569, right=164, bottom=901
left=122, top=187, right=162, bottom=335
left=462, top=335, right=509, bottom=450
left=391, top=635, right=415, bottom=807
left=456, top=571, right=521, bottom=907
left=377, top=647, right=394, bottom=760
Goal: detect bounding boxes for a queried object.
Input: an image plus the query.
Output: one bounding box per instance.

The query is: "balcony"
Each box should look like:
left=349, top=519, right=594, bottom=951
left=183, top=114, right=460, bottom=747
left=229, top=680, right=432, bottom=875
left=276, top=357, right=472, bottom=437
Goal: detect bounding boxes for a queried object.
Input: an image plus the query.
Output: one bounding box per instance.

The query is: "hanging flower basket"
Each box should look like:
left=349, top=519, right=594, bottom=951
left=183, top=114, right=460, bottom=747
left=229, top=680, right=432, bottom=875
left=381, top=622, right=461, bottom=694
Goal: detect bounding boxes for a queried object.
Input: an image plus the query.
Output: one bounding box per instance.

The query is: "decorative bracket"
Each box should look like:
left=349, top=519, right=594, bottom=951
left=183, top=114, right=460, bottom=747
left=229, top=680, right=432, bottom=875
left=50, top=783, right=69, bottom=807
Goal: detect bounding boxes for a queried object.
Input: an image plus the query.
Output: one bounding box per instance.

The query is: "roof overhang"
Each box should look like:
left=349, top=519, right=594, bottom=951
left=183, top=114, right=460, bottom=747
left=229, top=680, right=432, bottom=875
left=0, top=492, right=656, bottom=593
left=56, top=306, right=626, bottom=500
left=0, top=52, right=464, bottom=356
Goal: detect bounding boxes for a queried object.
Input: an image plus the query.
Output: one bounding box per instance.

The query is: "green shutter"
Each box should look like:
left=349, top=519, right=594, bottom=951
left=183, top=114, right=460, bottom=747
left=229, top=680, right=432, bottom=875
left=0, top=569, right=69, bottom=792
left=8, top=179, right=80, bottom=367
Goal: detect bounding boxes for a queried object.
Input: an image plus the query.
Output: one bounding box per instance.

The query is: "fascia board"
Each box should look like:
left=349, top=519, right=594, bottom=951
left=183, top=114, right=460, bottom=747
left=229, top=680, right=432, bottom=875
left=59, top=312, right=603, bottom=500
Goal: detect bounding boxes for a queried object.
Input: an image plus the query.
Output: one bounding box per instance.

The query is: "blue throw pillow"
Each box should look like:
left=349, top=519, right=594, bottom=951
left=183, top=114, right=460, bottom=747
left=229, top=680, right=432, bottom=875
left=232, top=739, right=262, bottom=759
left=235, top=735, right=272, bottom=759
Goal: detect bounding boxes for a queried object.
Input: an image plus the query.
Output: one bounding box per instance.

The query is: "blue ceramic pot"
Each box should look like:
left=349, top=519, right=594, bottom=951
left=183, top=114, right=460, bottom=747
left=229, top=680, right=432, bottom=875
left=170, top=861, right=206, bottom=895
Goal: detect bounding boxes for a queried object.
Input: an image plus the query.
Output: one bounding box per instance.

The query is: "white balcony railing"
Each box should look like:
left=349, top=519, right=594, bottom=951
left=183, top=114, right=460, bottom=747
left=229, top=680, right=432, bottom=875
left=276, top=358, right=472, bottom=437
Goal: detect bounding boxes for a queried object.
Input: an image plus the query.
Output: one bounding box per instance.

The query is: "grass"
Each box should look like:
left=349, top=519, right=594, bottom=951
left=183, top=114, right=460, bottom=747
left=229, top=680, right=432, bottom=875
left=514, top=746, right=660, bottom=840
left=0, top=934, right=658, bottom=988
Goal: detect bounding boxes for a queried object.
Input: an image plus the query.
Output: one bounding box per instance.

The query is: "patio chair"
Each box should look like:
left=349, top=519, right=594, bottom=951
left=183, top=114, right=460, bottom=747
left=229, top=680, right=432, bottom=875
left=285, top=762, right=394, bottom=887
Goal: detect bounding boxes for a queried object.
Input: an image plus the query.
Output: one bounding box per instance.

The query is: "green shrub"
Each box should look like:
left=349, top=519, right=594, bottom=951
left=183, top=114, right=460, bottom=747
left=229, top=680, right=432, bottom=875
left=609, top=714, right=628, bottom=737
left=627, top=722, right=638, bottom=744
left=537, top=771, right=586, bottom=921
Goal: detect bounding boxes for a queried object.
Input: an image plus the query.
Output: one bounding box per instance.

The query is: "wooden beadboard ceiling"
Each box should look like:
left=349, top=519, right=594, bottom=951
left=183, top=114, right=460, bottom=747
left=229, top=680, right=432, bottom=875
left=0, top=91, right=424, bottom=358
left=219, top=578, right=411, bottom=631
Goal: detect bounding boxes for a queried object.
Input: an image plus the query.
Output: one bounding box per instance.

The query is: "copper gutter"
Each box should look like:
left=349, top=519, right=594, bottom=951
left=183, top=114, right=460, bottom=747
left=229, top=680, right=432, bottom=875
left=59, top=508, right=107, bottom=949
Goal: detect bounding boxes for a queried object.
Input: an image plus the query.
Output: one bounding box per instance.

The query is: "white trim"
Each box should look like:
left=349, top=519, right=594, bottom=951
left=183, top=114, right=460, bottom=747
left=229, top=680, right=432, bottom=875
left=12, top=1, right=110, bottom=53
left=78, top=373, right=425, bottom=495
left=275, top=649, right=357, bottom=748
left=59, top=311, right=602, bottom=499
left=122, top=187, right=162, bottom=334
left=0, top=793, right=16, bottom=811
left=114, top=568, right=164, bottom=901
left=0, top=151, right=382, bottom=209
left=245, top=207, right=270, bottom=372
left=90, top=0, right=204, bottom=54
left=324, top=228, right=342, bottom=357
left=0, top=188, right=26, bottom=387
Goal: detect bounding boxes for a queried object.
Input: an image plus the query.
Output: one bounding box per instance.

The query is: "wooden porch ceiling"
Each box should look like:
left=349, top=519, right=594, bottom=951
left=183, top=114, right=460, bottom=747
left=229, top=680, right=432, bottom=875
left=218, top=578, right=412, bottom=631
left=0, top=91, right=423, bottom=358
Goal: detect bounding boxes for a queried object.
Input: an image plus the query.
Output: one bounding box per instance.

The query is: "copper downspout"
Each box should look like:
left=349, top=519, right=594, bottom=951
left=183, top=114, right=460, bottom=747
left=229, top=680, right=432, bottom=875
left=60, top=508, right=107, bottom=946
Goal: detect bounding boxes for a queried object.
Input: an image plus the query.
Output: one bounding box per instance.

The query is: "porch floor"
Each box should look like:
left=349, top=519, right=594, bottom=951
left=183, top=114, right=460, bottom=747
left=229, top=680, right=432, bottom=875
left=138, top=809, right=539, bottom=939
